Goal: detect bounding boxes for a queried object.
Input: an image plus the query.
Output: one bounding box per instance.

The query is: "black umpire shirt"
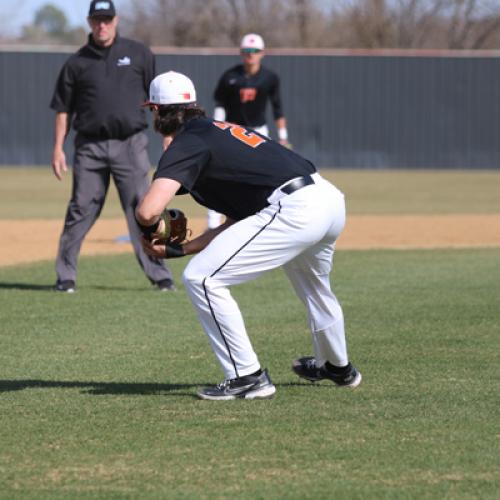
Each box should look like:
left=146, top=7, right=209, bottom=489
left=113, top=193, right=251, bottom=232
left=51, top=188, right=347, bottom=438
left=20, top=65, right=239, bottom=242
left=213, top=65, right=284, bottom=128
left=50, top=34, right=155, bottom=140
left=154, top=118, right=315, bottom=221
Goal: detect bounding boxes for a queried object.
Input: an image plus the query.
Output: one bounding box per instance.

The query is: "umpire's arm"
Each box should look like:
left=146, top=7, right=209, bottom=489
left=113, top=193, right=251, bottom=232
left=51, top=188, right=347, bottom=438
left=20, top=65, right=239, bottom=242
left=51, top=112, right=71, bottom=181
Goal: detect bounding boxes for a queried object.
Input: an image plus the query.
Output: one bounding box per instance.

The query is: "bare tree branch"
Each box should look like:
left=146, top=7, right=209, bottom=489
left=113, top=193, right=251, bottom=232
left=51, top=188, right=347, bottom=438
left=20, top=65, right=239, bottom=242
left=20, top=0, right=496, bottom=50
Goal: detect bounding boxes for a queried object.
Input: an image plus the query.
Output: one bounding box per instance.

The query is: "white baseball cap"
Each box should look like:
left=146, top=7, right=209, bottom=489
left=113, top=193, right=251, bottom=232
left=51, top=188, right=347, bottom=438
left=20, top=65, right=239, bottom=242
left=144, top=71, right=197, bottom=106
left=240, top=33, right=265, bottom=51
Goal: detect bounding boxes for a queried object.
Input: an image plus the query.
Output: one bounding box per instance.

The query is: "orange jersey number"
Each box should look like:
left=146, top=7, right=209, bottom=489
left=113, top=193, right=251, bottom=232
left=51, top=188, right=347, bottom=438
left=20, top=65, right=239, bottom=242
left=213, top=121, right=266, bottom=149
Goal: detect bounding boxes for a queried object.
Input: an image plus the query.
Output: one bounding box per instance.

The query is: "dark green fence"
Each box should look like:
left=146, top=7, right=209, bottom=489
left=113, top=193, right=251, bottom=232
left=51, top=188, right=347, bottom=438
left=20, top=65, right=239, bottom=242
left=1, top=47, right=499, bottom=168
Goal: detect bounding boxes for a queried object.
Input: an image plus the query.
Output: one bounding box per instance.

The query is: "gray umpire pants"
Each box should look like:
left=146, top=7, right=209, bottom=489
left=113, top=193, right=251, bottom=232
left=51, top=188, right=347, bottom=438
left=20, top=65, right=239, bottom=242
left=56, top=131, right=172, bottom=285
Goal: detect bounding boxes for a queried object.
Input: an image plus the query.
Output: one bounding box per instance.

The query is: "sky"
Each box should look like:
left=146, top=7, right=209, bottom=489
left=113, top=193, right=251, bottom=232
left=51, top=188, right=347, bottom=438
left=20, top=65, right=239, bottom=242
left=0, top=0, right=126, bottom=36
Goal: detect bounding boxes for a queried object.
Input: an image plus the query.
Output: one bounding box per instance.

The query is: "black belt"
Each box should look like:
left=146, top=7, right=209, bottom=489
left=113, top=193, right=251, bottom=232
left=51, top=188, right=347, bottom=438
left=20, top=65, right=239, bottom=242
left=280, top=175, right=315, bottom=195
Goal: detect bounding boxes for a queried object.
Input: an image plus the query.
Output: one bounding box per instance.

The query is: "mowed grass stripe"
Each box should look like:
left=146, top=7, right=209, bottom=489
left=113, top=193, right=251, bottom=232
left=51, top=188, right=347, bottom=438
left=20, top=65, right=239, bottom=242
left=1, top=168, right=500, bottom=219
left=0, top=249, right=498, bottom=498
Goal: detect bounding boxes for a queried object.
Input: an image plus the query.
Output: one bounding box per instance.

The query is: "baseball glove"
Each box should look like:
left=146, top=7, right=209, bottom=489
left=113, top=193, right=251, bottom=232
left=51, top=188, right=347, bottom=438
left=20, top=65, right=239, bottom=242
left=157, top=208, right=189, bottom=244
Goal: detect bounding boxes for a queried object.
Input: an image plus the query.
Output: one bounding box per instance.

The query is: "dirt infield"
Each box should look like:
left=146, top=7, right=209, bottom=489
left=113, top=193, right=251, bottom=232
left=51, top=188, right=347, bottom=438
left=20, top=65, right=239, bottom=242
left=1, top=215, right=499, bottom=267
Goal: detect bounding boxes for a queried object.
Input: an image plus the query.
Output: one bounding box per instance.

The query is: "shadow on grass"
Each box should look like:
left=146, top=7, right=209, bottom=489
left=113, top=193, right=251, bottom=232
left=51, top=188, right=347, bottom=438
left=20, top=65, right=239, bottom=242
left=91, top=285, right=179, bottom=293
left=0, top=282, right=55, bottom=291
left=0, top=379, right=199, bottom=397
left=0, top=379, right=314, bottom=397
left=0, top=282, right=171, bottom=293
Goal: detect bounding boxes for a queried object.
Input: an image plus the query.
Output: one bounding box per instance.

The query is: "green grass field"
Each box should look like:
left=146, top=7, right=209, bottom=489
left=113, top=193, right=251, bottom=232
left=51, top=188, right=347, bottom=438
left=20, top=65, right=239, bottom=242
left=1, top=167, right=500, bottom=219
left=1, top=251, right=499, bottom=499
left=0, top=169, right=499, bottom=498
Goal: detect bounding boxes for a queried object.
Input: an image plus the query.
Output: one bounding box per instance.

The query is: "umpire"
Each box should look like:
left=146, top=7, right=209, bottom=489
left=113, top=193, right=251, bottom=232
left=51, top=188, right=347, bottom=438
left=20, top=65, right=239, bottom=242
left=50, top=0, right=174, bottom=293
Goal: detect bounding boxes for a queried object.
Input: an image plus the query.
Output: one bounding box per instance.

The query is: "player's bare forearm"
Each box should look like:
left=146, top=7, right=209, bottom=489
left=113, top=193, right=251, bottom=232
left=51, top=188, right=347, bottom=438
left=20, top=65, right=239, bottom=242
left=183, top=218, right=235, bottom=255
left=140, top=216, right=235, bottom=260
left=136, top=178, right=181, bottom=226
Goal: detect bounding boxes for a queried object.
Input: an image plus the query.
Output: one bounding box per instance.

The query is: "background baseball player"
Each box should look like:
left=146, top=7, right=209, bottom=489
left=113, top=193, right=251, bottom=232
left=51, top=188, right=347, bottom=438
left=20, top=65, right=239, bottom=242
left=207, top=33, right=290, bottom=230
left=136, top=71, right=361, bottom=401
left=50, top=0, right=174, bottom=292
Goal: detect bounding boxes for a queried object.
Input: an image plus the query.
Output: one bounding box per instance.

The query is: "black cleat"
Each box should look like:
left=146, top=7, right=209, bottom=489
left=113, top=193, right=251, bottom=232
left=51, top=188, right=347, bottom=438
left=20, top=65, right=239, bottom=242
left=292, top=357, right=362, bottom=388
left=54, top=280, right=76, bottom=293
left=156, top=279, right=176, bottom=292
left=197, top=369, right=276, bottom=400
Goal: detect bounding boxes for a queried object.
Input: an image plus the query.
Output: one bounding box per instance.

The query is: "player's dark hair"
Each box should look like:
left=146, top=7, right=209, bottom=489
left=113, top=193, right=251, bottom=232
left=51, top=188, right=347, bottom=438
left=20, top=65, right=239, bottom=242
left=154, top=104, right=206, bottom=136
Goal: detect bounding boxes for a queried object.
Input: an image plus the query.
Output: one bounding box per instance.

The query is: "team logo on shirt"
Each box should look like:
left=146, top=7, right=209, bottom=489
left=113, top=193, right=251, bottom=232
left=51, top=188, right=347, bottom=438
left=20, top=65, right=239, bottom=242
left=117, top=56, right=131, bottom=66
left=240, top=88, right=257, bottom=103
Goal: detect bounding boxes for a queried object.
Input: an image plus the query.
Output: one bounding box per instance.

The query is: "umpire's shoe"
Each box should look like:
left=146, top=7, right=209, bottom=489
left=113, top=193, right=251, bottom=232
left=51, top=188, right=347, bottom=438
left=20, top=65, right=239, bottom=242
left=292, top=357, right=362, bottom=388
left=197, top=369, right=276, bottom=400
left=54, top=280, right=76, bottom=293
left=156, top=279, right=176, bottom=292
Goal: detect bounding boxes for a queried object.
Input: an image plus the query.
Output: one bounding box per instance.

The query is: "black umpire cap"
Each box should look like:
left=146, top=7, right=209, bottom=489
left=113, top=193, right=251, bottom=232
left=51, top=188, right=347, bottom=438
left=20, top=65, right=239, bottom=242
left=88, top=0, right=116, bottom=18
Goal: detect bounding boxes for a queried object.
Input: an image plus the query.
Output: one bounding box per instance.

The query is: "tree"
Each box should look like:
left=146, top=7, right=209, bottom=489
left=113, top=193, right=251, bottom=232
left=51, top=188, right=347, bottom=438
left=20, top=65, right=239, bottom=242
left=20, top=3, right=86, bottom=45
left=13, top=0, right=500, bottom=49
left=34, top=4, right=68, bottom=36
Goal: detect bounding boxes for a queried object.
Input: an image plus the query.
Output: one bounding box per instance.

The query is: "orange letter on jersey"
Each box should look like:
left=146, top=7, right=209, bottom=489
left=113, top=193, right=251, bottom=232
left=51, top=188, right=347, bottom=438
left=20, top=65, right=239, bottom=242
left=230, top=126, right=266, bottom=148
left=212, top=121, right=266, bottom=148
left=240, top=88, right=257, bottom=103
left=213, top=121, right=231, bottom=130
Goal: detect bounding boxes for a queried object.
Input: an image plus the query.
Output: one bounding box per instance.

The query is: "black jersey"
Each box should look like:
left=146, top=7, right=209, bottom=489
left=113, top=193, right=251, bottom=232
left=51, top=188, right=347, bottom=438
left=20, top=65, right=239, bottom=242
left=50, top=34, right=155, bottom=140
left=154, top=118, right=315, bottom=220
left=213, top=65, right=284, bottom=128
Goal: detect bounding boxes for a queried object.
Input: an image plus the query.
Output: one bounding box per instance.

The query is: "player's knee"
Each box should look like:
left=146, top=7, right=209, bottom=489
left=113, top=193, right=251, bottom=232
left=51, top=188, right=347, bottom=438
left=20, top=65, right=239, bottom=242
left=182, top=262, right=205, bottom=292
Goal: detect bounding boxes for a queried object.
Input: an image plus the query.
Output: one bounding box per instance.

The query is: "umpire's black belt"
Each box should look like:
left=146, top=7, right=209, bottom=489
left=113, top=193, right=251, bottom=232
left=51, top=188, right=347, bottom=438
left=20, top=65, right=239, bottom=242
left=280, top=175, right=315, bottom=195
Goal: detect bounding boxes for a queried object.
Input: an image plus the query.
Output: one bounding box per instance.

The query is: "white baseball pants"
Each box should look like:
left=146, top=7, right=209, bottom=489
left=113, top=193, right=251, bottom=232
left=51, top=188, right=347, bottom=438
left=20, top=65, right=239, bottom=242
left=183, top=173, right=349, bottom=380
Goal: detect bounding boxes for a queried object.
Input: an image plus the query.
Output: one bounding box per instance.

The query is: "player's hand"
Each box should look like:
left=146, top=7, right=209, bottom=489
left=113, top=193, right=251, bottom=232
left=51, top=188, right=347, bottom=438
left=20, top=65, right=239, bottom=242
left=52, top=149, right=68, bottom=181
left=278, top=139, right=292, bottom=149
left=141, top=235, right=185, bottom=259
left=141, top=235, right=167, bottom=259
